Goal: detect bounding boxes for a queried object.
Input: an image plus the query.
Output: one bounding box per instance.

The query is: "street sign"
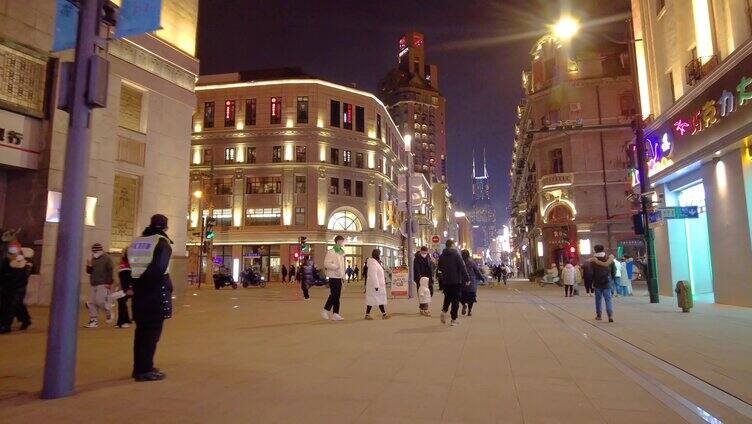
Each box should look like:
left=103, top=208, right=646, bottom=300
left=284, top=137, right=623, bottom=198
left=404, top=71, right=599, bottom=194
left=431, top=235, right=440, bottom=244
left=649, top=206, right=699, bottom=223
left=115, top=0, right=163, bottom=39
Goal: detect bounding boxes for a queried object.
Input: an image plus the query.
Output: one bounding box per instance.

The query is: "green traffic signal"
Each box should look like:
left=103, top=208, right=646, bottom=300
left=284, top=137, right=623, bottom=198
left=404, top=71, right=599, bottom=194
left=206, top=230, right=215, bottom=240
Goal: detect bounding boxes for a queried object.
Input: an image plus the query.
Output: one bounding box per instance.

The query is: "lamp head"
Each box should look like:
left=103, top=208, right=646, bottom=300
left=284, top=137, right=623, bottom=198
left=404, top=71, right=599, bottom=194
left=552, top=16, right=580, bottom=41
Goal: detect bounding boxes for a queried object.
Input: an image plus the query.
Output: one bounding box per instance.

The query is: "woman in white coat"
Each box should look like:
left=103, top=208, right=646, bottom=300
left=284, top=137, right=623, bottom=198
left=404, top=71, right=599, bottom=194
left=365, top=249, right=390, bottom=320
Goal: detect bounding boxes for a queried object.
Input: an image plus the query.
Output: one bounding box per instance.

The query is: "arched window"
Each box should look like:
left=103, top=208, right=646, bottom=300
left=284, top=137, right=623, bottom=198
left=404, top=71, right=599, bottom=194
left=327, top=210, right=362, bottom=232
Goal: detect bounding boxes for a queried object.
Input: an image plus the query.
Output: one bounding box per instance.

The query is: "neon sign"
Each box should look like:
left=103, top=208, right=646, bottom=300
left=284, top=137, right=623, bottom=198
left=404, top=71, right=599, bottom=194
left=673, top=75, right=752, bottom=138
left=646, top=132, right=674, bottom=177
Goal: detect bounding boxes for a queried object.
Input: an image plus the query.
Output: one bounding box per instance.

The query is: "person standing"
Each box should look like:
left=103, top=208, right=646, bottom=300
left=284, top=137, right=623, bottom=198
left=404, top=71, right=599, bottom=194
left=460, top=249, right=482, bottom=316
left=437, top=239, right=469, bottom=326
left=300, top=259, right=313, bottom=300
left=623, top=255, right=634, bottom=295
left=589, top=245, right=616, bottom=322
left=561, top=260, right=576, bottom=297
left=116, top=250, right=133, bottom=328
left=128, top=214, right=173, bottom=382
left=281, top=265, right=288, bottom=283
left=501, top=263, right=508, bottom=285
left=353, top=265, right=359, bottom=282
left=289, top=264, right=296, bottom=283
left=0, top=242, right=33, bottom=333
left=582, top=260, right=594, bottom=296
left=84, top=243, right=114, bottom=328
left=364, top=249, right=390, bottom=320
left=414, top=246, right=434, bottom=299
left=346, top=264, right=353, bottom=283
left=322, top=235, right=346, bottom=321
left=612, top=257, right=622, bottom=297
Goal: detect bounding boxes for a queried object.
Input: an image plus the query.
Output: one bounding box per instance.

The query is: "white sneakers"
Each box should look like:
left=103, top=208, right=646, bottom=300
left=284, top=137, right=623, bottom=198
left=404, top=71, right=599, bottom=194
left=321, top=309, right=330, bottom=320
left=331, top=314, right=344, bottom=321
left=440, top=312, right=447, bottom=324
left=84, top=319, right=98, bottom=328
left=450, top=320, right=459, bottom=326
left=321, top=309, right=344, bottom=321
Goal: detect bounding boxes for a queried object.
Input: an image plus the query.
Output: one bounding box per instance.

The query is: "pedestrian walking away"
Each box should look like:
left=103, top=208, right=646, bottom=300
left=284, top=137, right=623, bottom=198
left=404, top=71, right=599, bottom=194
left=300, top=259, right=314, bottom=300
left=437, top=239, right=469, bottom=326
left=84, top=243, right=114, bottom=328
left=501, top=263, right=508, bottom=285
left=322, top=235, right=347, bottom=321
left=281, top=265, right=288, bottom=283
left=353, top=265, right=359, bottom=281
left=589, top=245, right=616, bottom=322
left=364, top=249, right=390, bottom=320
left=582, top=260, right=594, bottom=295
left=460, top=249, right=482, bottom=317
left=289, top=264, right=296, bottom=283
left=0, top=242, right=33, bottom=334
left=116, top=250, right=134, bottom=328
left=561, top=260, right=576, bottom=297
left=128, top=214, right=174, bottom=382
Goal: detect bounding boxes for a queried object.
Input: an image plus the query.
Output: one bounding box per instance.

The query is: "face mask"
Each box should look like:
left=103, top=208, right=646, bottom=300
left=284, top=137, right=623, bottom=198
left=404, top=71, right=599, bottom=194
left=7, top=247, right=19, bottom=255
left=93, top=252, right=103, bottom=258
left=420, top=252, right=428, bottom=258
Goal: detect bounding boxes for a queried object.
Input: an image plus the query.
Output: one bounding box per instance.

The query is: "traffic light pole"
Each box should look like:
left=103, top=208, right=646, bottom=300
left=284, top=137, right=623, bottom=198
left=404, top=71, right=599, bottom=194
left=198, top=215, right=205, bottom=288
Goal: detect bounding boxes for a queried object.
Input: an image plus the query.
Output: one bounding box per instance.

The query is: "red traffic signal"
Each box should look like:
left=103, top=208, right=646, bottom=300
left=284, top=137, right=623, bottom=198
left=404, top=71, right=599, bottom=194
left=568, top=245, right=576, bottom=254
left=293, top=252, right=300, bottom=260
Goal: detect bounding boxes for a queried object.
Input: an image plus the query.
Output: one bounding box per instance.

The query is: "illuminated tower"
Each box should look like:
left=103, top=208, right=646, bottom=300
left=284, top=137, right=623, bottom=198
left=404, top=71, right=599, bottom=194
left=470, top=149, right=496, bottom=253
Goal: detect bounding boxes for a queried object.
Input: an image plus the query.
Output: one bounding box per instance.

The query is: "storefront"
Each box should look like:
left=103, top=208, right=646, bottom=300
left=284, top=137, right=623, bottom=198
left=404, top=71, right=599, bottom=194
left=645, top=46, right=752, bottom=307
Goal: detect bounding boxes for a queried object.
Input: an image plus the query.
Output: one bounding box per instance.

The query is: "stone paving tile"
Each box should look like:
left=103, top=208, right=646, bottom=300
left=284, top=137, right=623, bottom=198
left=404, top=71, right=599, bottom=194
left=2, top=281, right=751, bottom=423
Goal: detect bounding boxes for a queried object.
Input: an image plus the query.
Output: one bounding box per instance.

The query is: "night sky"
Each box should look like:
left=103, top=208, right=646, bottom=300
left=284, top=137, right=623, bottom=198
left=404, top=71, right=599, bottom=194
left=197, top=0, right=630, bottom=226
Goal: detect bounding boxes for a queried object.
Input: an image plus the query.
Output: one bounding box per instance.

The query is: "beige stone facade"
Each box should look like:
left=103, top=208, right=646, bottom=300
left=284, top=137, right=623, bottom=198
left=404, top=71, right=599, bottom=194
left=509, top=35, right=636, bottom=275
left=189, top=74, right=407, bottom=281
left=0, top=1, right=199, bottom=303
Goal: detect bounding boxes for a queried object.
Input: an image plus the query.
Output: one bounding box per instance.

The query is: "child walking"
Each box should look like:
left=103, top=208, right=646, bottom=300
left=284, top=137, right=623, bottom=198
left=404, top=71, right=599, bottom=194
left=418, top=276, right=432, bottom=316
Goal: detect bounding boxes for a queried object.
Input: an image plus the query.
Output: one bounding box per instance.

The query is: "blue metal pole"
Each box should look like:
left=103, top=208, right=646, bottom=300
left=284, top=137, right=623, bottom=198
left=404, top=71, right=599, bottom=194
left=42, top=0, right=103, bottom=399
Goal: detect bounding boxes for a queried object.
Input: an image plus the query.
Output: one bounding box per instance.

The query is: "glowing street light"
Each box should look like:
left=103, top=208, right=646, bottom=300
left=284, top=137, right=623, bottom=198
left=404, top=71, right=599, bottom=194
left=193, top=190, right=203, bottom=199
left=403, top=134, right=412, bottom=152
left=552, top=16, right=580, bottom=41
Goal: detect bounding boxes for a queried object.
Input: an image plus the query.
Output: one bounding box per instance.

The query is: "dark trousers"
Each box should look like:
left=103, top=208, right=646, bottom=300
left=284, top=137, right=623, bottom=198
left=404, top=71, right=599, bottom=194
left=584, top=280, right=593, bottom=294
left=442, top=285, right=461, bottom=320
left=0, top=288, right=30, bottom=328
left=117, top=295, right=132, bottom=326
left=133, top=319, right=164, bottom=375
left=301, top=281, right=310, bottom=299
left=282, top=273, right=288, bottom=282
left=324, top=278, right=342, bottom=313
left=564, top=285, right=573, bottom=296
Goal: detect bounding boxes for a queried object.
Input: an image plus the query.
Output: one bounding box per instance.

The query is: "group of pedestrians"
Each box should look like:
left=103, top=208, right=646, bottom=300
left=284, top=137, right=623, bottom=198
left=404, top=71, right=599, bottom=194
left=280, top=264, right=296, bottom=283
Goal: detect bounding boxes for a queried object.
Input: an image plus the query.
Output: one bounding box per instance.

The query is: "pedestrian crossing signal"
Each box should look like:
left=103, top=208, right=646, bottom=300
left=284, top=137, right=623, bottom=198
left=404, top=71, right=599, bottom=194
left=206, top=230, right=215, bottom=240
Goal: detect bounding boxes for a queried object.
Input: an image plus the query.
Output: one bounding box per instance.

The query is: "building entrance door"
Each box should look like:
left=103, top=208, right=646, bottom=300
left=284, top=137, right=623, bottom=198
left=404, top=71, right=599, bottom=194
left=677, top=183, right=714, bottom=299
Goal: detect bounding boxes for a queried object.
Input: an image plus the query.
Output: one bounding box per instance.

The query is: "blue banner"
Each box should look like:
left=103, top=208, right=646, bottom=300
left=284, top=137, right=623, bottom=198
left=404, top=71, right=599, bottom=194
left=52, top=0, right=78, bottom=52
left=115, top=0, right=162, bottom=39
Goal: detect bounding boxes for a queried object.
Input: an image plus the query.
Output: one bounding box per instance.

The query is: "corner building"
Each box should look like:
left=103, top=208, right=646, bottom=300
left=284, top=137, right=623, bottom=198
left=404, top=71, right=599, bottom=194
left=632, top=0, right=752, bottom=306
left=190, top=71, right=407, bottom=281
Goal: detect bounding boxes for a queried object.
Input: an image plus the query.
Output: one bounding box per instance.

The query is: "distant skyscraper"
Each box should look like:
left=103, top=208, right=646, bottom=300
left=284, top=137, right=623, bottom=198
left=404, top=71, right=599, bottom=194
left=470, top=149, right=496, bottom=253
left=379, top=31, right=447, bottom=184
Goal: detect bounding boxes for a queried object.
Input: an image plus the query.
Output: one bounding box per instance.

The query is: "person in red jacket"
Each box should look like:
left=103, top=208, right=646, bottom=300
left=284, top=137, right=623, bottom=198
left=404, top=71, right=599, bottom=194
left=117, top=250, right=134, bottom=328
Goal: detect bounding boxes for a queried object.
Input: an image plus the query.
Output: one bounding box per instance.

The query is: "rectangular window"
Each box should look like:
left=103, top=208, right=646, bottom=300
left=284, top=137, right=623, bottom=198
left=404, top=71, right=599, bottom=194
left=343, top=150, right=352, bottom=166
left=356, top=152, right=364, bottom=169
left=620, top=92, right=636, bottom=116
left=329, top=177, right=339, bottom=195
left=203, top=101, right=215, bottom=128
left=203, top=148, right=212, bottom=164
left=355, top=180, right=363, bottom=197
left=330, top=100, right=340, bottom=127
left=295, top=207, right=305, bottom=225
left=245, top=207, right=281, bottom=226
left=297, top=96, right=309, bottom=123
left=270, top=97, right=282, bottom=124
left=211, top=208, right=233, bottom=227
left=550, top=148, right=564, bottom=174
left=246, top=177, right=282, bottom=194
left=343, top=103, right=353, bottom=130
left=224, top=100, right=235, bottom=127
left=272, top=146, right=282, bottom=163
left=295, top=146, right=307, bottom=163
left=343, top=179, right=352, bottom=196
left=247, top=147, right=256, bottom=164
left=330, top=148, right=339, bottom=165
left=245, top=98, right=256, bottom=125
left=118, top=84, right=143, bottom=132
left=224, top=147, right=236, bottom=164
left=213, top=178, right=233, bottom=195
left=355, top=106, right=364, bottom=132
left=376, top=113, right=382, bottom=139
left=295, top=175, right=306, bottom=194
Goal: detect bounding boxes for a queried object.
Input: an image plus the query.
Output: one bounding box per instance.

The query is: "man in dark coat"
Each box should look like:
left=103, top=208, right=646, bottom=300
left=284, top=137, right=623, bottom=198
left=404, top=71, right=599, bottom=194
left=129, top=214, right=173, bottom=382
left=436, top=239, right=469, bottom=326
left=413, top=246, right=434, bottom=297
left=0, top=242, right=32, bottom=333
left=589, top=245, right=616, bottom=322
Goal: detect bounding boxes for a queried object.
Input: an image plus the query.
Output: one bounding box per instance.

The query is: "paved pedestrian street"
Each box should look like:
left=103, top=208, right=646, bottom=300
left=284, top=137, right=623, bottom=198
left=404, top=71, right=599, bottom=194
left=1, top=280, right=752, bottom=423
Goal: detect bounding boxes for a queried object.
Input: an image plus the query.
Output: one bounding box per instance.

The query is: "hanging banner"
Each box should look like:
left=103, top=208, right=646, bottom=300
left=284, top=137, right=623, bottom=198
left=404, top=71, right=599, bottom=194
left=390, top=266, right=408, bottom=298
left=52, top=0, right=78, bottom=52
left=115, top=0, right=162, bottom=39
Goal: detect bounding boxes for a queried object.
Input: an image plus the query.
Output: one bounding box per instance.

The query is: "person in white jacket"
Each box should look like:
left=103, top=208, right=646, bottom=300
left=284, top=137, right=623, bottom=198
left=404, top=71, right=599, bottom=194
left=561, top=261, right=576, bottom=297
left=364, top=249, right=390, bottom=320
left=322, top=235, right=347, bottom=321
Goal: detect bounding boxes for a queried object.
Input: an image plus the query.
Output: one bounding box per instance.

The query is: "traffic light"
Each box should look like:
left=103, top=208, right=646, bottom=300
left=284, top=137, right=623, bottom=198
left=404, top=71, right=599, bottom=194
left=205, top=217, right=216, bottom=240
left=293, top=252, right=300, bottom=260
left=568, top=245, right=576, bottom=255
left=299, top=236, right=310, bottom=254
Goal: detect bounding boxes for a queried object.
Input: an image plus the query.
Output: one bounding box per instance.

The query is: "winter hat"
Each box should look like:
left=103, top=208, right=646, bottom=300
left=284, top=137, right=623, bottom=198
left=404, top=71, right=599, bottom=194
left=150, top=214, right=168, bottom=230
left=91, top=243, right=103, bottom=253
left=6, top=241, right=21, bottom=255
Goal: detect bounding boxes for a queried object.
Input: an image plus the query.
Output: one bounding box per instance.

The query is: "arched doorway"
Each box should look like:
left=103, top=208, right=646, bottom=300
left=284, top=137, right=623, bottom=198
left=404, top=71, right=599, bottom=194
left=542, top=203, right=577, bottom=268
left=327, top=209, right=364, bottom=276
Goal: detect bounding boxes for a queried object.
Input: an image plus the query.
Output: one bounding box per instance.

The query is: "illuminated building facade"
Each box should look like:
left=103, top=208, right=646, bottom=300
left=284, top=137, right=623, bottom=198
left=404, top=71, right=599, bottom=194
left=508, top=35, right=635, bottom=273
left=0, top=0, right=199, bottom=303
left=379, top=31, right=447, bottom=184
left=470, top=149, right=496, bottom=254
left=190, top=71, right=406, bottom=281
left=631, top=0, right=752, bottom=306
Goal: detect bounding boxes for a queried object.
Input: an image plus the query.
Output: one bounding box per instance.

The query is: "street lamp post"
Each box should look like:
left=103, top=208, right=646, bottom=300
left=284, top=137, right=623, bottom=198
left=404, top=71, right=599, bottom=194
left=551, top=15, right=659, bottom=303
left=404, top=134, right=415, bottom=298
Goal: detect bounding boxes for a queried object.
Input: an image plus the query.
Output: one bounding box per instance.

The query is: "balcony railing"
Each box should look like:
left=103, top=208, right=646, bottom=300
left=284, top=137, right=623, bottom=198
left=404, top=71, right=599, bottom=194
left=539, top=172, right=574, bottom=190
left=685, top=55, right=719, bottom=86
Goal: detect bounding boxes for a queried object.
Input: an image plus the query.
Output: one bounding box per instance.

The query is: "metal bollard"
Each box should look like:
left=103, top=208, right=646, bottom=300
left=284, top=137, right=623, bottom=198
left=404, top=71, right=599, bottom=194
left=675, top=280, right=693, bottom=312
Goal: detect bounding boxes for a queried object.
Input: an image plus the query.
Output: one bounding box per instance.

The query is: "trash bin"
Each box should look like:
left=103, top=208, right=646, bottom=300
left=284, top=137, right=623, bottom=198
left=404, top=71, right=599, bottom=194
left=675, top=280, right=693, bottom=312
